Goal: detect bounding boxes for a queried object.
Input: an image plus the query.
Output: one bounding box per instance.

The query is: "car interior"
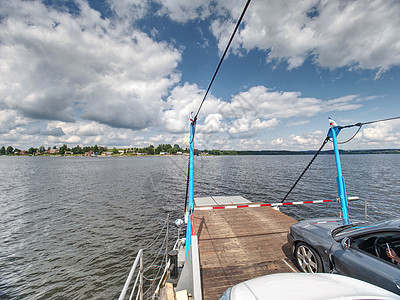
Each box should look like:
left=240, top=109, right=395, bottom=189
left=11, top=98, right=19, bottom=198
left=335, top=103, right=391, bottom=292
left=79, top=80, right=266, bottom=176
left=352, top=231, right=400, bottom=264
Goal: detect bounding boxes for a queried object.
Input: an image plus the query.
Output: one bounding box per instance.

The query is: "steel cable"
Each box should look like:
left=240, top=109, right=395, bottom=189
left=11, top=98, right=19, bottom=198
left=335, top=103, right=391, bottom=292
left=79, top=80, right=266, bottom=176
left=281, top=116, right=399, bottom=202
left=194, top=0, right=252, bottom=121
left=337, top=116, right=400, bottom=144
left=281, top=137, right=329, bottom=203
left=341, top=116, right=400, bottom=128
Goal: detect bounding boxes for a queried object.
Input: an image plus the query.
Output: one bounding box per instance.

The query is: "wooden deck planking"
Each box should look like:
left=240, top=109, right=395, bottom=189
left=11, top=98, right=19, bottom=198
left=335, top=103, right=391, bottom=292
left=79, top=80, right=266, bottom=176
left=193, top=205, right=298, bottom=299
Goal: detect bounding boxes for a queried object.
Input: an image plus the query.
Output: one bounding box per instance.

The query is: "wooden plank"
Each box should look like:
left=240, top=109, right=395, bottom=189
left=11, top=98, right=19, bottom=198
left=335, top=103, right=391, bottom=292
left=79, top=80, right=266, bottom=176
left=193, top=204, right=297, bottom=299
left=165, top=283, right=176, bottom=300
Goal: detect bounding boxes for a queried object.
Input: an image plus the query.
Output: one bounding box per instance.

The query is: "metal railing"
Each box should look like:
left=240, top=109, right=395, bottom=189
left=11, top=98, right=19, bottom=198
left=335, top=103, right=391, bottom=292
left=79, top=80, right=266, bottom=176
left=119, top=249, right=143, bottom=300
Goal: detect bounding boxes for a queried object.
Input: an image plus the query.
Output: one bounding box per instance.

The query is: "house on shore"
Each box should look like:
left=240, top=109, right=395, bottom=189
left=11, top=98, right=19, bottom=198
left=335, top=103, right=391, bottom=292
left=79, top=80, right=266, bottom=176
left=49, top=149, right=59, bottom=154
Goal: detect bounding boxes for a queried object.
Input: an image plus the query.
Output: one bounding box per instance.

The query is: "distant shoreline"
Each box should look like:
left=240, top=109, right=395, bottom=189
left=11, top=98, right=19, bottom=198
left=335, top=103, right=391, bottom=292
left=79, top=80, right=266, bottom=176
left=235, top=149, right=400, bottom=155
left=1, top=148, right=400, bottom=157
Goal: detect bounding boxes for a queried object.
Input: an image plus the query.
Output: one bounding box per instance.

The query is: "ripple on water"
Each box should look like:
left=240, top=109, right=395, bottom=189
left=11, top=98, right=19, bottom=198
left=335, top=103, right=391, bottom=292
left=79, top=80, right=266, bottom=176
left=0, top=155, right=399, bottom=299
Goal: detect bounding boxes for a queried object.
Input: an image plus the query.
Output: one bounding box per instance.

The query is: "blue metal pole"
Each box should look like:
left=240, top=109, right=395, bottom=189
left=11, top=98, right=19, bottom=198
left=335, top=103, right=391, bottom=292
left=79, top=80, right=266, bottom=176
left=185, top=119, right=195, bottom=259
left=328, top=122, right=350, bottom=225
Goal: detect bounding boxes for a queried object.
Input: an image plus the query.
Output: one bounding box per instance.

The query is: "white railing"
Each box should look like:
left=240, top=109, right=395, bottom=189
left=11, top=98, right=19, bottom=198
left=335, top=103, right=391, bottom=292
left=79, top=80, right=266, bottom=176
left=119, top=249, right=143, bottom=300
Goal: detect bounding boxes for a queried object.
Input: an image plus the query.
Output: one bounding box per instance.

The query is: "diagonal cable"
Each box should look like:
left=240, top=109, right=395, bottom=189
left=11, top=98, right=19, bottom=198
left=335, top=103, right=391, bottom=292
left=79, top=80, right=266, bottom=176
left=194, top=0, right=252, bottom=121
left=281, top=137, right=329, bottom=203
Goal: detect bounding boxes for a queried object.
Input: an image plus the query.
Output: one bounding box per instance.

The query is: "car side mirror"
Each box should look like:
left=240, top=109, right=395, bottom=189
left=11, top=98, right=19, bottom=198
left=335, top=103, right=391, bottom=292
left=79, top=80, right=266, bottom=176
left=341, top=237, right=350, bottom=250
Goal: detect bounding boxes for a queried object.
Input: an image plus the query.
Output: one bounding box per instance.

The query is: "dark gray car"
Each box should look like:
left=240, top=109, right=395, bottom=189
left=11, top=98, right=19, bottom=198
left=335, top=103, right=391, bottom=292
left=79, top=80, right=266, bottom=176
left=287, top=217, right=400, bottom=295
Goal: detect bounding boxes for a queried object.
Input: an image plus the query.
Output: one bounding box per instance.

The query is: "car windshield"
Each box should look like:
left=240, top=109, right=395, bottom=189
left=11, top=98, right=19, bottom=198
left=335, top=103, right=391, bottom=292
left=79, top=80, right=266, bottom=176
left=332, top=221, right=386, bottom=238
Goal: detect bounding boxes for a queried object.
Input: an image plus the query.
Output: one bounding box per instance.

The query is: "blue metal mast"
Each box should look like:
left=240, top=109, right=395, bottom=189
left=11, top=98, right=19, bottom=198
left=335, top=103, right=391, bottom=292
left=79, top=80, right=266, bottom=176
left=185, top=115, right=195, bottom=259
left=328, top=118, right=350, bottom=225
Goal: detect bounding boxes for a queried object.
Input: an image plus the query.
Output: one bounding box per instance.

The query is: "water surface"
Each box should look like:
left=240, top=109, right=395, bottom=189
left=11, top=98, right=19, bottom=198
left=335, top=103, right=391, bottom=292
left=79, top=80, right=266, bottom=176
left=1, top=155, right=399, bottom=299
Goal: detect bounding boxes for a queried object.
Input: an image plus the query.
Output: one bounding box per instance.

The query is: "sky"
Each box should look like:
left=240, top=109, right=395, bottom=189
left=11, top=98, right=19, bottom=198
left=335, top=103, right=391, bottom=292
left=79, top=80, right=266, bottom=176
left=0, top=0, right=400, bottom=151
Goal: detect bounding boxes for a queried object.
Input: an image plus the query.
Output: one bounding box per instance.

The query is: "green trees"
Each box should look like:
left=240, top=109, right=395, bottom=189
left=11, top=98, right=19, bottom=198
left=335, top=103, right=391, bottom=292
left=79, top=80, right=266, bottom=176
left=82, top=146, right=91, bottom=153
left=71, top=145, right=83, bottom=154
left=155, top=144, right=182, bottom=154
left=6, top=146, right=14, bottom=155
left=209, top=149, right=221, bottom=155
left=99, top=146, right=107, bottom=154
left=0, top=143, right=193, bottom=156
left=155, top=144, right=170, bottom=154
left=28, top=147, right=37, bottom=154
left=59, top=144, right=69, bottom=155
left=143, top=145, right=155, bottom=155
left=92, top=145, right=99, bottom=154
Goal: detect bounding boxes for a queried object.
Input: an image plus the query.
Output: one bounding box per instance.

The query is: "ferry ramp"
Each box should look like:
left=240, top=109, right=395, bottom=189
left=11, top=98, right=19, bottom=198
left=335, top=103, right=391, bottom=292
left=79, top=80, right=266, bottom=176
left=193, top=196, right=298, bottom=299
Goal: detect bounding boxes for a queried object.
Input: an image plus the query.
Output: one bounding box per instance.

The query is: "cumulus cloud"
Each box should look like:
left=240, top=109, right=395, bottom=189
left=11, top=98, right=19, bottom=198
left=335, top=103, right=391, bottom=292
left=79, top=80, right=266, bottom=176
left=163, top=83, right=365, bottom=145
left=224, top=86, right=362, bottom=119
left=0, top=110, right=28, bottom=134
left=289, top=130, right=325, bottom=148
left=0, top=119, right=137, bottom=149
left=228, top=117, right=278, bottom=134
left=107, top=0, right=149, bottom=20
left=156, top=0, right=214, bottom=23
left=1, top=0, right=397, bottom=151
left=210, top=0, right=400, bottom=73
left=163, top=83, right=203, bottom=133
left=0, top=126, right=42, bottom=146
left=358, top=120, right=400, bottom=146
left=0, top=0, right=181, bottom=131
left=271, top=137, right=284, bottom=146
left=41, top=127, right=65, bottom=137
left=50, top=121, right=105, bottom=137
left=201, top=114, right=225, bottom=134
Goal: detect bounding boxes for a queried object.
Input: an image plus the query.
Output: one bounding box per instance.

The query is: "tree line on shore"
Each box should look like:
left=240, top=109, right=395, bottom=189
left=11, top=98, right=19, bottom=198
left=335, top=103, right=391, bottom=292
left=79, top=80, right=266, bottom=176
left=0, top=144, right=108, bottom=155
left=3, top=144, right=397, bottom=156
left=0, top=143, right=239, bottom=156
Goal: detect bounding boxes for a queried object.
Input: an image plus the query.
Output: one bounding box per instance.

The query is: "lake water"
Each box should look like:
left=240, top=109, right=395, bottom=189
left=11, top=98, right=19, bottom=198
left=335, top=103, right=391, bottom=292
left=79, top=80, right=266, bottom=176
left=1, top=154, right=399, bottom=299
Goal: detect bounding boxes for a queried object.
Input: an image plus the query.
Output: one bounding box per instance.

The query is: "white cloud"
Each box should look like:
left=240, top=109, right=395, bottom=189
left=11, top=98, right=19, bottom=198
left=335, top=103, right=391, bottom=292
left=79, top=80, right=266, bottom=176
left=233, top=138, right=269, bottom=150
left=64, top=135, right=82, bottom=144
left=149, top=135, right=165, bottom=142
left=0, top=0, right=181, bottom=131
left=163, top=83, right=203, bottom=133
left=225, top=86, right=362, bottom=119
left=107, top=0, right=214, bottom=24
left=163, top=83, right=365, bottom=143
left=107, top=0, right=149, bottom=21
left=201, top=114, right=225, bottom=134
left=0, top=110, right=28, bottom=134
left=289, top=130, right=325, bottom=148
left=156, top=0, right=213, bottom=23
left=252, top=118, right=278, bottom=130
left=228, top=116, right=278, bottom=134
left=210, top=18, right=241, bottom=57
left=41, top=127, right=65, bottom=137
left=0, top=120, right=136, bottom=149
left=210, top=0, right=400, bottom=72
left=312, top=0, right=400, bottom=72
left=50, top=121, right=106, bottom=137
left=1, top=0, right=397, bottom=152
left=359, top=120, right=400, bottom=145
left=271, top=137, right=283, bottom=146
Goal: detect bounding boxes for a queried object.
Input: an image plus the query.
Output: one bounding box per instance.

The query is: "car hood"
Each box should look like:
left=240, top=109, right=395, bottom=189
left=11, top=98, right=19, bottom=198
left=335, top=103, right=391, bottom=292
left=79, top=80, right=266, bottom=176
left=221, top=273, right=399, bottom=300
left=292, top=218, right=345, bottom=233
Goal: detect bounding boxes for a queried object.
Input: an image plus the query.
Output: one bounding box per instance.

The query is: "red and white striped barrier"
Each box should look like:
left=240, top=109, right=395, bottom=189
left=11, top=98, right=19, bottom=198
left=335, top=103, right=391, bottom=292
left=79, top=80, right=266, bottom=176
left=194, top=197, right=359, bottom=211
